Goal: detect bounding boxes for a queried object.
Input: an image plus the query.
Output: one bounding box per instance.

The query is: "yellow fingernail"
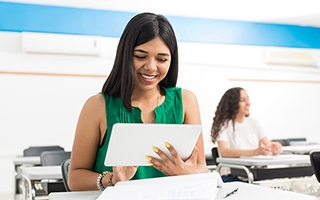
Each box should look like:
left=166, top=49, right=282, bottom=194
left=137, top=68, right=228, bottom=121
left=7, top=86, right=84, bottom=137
left=146, top=156, right=151, bottom=161
left=165, top=142, right=170, bottom=148
left=153, top=147, right=158, bottom=153
left=148, top=162, right=153, bottom=166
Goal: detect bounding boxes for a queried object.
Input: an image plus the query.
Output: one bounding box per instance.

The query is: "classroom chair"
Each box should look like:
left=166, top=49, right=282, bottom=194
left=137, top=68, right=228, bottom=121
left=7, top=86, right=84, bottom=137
left=211, top=147, right=219, bottom=166
left=271, top=139, right=289, bottom=146
left=15, top=146, right=65, bottom=199
left=61, top=159, right=71, bottom=191
left=23, top=145, right=64, bottom=157
left=286, top=137, right=307, bottom=146
left=39, top=151, right=71, bottom=194
left=310, top=150, right=320, bottom=182
left=40, top=151, right=71, bottom=166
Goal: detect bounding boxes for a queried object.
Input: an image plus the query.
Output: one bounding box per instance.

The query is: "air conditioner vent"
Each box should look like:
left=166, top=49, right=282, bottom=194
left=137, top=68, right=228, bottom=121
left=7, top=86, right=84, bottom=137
left=264, top=47, right=312, bottom=67
left=22, top=32, right=102, bottom=57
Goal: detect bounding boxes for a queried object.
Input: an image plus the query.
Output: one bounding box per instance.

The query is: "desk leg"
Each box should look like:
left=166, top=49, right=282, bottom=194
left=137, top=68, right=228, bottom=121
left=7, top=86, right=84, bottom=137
left=217, top=163, right=254, bottom=184
left=21, top=174, right=36, bottom=200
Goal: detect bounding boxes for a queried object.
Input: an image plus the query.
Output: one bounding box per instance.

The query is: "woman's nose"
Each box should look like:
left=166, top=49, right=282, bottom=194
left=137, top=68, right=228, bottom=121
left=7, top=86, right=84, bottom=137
left=144, top=58, right=157, bottom=71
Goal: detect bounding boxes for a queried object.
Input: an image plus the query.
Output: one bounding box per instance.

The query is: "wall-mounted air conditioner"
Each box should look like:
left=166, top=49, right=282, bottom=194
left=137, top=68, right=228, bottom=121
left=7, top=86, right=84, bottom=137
left=264, top=47, right=313, bottom=67
left=22, top=32, right=102, bottom=56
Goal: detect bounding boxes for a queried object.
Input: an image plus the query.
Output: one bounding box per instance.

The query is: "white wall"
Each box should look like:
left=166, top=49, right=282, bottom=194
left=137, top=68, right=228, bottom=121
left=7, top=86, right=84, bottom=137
left=1, top=30, right=320, bottom=195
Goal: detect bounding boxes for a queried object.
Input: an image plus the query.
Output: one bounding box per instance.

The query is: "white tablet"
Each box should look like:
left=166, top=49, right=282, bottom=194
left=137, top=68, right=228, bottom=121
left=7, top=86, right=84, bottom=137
left=104, top=123, right=202, bottom=166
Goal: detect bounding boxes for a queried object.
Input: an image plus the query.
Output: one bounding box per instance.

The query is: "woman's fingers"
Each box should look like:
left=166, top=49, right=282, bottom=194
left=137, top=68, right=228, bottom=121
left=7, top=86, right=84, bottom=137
left=146, top=143, right=198, bottom=175
left=271, top=142, right=283, bottom=155
left=146, top=146, right=174, bottom=175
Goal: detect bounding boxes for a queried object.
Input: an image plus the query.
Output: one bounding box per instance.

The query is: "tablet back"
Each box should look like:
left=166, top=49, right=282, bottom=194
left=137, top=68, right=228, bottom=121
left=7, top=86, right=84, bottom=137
left=104, top=123, right=202, bottom=166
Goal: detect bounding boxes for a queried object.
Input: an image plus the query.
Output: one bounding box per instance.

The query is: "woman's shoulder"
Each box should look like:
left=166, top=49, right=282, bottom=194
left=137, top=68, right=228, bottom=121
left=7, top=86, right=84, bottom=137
left=180, top=88, right=196, bottom=99
left=246, top=117, right=260, bottom=125
left=82, top=93, right=105, bottom=112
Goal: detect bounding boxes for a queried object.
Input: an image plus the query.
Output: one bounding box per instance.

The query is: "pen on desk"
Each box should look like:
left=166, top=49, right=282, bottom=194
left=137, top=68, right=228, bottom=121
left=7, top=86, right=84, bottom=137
left=224, top=188, right=238, bottom=198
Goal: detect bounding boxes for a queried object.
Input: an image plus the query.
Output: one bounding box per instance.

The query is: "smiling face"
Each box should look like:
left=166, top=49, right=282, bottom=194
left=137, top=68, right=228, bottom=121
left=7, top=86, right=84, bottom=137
left=237, top=89, right=251, bottom=118
left=132, top=36, right=171, bottom=92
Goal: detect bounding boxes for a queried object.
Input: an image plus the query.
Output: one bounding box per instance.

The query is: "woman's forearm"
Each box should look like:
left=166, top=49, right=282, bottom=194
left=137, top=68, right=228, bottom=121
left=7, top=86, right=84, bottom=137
left=68, top=169, right=112, bottom=191
left=220, top=148, right=257, bottom=158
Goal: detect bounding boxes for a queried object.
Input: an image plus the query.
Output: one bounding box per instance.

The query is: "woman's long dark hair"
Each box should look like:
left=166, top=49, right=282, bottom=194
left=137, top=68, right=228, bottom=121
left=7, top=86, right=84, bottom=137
left=102, top=12, right=179, bottom=112
left=210, top=87, right=244, bottom=143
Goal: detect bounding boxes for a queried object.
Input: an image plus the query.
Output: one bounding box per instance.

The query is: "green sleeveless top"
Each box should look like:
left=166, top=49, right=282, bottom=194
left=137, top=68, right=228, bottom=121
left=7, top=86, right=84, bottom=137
left=93, top=87, right=183, bottom=180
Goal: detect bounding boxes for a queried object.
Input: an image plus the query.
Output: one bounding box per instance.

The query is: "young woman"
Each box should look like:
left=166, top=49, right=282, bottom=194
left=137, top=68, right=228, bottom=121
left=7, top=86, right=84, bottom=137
left=211, top=87, right=282, bottom=182
left=68, top=12, right=208, bottom=191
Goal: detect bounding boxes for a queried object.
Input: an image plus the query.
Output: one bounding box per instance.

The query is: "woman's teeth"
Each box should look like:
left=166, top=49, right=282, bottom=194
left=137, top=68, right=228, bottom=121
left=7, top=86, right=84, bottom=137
left=142, top=74, right=156, bottom=79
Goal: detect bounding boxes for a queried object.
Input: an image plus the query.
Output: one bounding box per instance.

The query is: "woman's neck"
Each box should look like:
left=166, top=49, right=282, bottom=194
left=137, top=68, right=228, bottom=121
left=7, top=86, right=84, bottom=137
left=235, top=114, right=245, bottom=123
left=131, top=86, right=160, bottom=103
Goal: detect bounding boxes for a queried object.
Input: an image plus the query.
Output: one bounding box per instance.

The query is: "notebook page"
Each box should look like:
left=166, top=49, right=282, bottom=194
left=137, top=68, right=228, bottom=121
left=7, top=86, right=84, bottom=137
left=96, top=172, right=222, bottom=200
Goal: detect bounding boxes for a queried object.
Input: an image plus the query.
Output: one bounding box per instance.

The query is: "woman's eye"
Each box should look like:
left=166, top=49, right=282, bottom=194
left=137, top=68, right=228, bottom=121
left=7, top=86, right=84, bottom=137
left=134, top=55, right=146, bottom=59
left=158, top=58, right=167, bottom=62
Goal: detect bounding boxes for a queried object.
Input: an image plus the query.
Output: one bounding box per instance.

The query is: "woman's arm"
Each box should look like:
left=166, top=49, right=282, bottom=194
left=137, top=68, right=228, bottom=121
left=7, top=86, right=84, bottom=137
left=68, top=94, right=107, bottom=191
left=69, top=94, right=138, bottom=191
left=218, top=137, right=274, bottom=158
left=182, top=89, right=208, bottom=173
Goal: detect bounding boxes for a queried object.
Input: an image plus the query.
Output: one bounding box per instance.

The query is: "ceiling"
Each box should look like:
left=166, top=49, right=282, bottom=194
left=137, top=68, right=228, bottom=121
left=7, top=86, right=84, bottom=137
left=3, top=0, right=320, bottom=27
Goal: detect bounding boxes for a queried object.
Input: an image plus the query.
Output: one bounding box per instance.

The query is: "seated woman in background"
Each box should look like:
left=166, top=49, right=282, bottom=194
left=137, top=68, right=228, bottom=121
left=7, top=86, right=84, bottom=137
left=210, top=87, right=282, bottom=182
left=68, top=12, right=208, bottom=191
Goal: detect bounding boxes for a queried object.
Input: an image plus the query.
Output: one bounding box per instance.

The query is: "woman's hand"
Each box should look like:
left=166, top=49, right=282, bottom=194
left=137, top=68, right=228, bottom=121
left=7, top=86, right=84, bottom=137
left=271, top=141, right=283, bottom=155
left=146, top=142, right=198, bottom=176
left=112, top=166, right=138, bottom=184
left=255, top=141, right=272, bottom=156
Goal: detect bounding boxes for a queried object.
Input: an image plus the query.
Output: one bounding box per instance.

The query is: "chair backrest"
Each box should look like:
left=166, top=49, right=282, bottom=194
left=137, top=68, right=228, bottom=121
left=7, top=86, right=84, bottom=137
left=310, top=150, right=320, bottom=182
left=40, top=151, right=71, bottom=166
left=23, top=146, right=64, bottom=157
left=271, top=139, right=289, bottom=146
left=211, top=147, right=219, bottom=165
left=286, top=137, right=307, bottom=145
left=61, top=159, right=71, bottom=191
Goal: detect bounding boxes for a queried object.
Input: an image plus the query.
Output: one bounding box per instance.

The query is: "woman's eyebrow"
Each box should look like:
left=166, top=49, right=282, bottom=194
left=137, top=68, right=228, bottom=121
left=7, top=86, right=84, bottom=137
left=134, top=49, right=170, bottom=56
left=158, top=53, right=170, bottom=56
left=134, top=49, right=148, bottom=54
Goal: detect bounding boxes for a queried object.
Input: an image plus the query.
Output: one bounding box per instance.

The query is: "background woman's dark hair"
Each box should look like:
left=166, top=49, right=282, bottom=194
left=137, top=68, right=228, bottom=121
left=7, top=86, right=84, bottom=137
left=102, top=12, right=179, bottom=112
left=210, top=87, right=244, bottom=143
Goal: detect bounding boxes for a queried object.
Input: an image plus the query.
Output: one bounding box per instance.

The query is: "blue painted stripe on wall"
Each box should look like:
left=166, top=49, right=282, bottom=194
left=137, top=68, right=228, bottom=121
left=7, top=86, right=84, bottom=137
left=1, top=1, right=320, bottom=48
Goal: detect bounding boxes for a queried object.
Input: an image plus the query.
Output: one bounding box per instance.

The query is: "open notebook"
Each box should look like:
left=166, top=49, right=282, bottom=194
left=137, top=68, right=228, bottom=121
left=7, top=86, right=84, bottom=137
left=96, top=172, right=223, bottom=200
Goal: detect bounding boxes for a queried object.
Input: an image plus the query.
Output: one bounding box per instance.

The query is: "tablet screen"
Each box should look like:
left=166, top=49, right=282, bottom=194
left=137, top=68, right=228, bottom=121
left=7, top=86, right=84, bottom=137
left=104, top=123, right=202, bottom=166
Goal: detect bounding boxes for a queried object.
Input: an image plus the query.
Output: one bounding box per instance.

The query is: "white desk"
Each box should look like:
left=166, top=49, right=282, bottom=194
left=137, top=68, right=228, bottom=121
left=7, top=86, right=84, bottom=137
left=13, top=156, right=41, bottom=200
left=49, top=191, right=101, bottom=200
left=216, top=155, right=312, bottom=183
left=48, top=182, right=317, bottom=200
left=283, top=144, right=320, bottom=154
left=216, top=182, right=317, bottom=200
left=216, top=154, right=310, bottom=166
left=14, top=156, right=41, bottom=166
left=20, top=166, right=62, bottom=200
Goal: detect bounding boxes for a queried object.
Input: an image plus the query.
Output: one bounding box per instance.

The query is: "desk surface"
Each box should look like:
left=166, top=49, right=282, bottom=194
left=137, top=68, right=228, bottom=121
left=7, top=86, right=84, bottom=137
left=49, top=191, right=101, bottom=200
left=216, top=155, right=310, bottom=166
left=48, top=182, right=316, bottom=200
left=13, top=156, right=41, bottom=165
left=283, top=144, right=320, bottom=154
left=216, top=182, right=317, bottom=200
left=21, top=166, right=62, bottom=180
